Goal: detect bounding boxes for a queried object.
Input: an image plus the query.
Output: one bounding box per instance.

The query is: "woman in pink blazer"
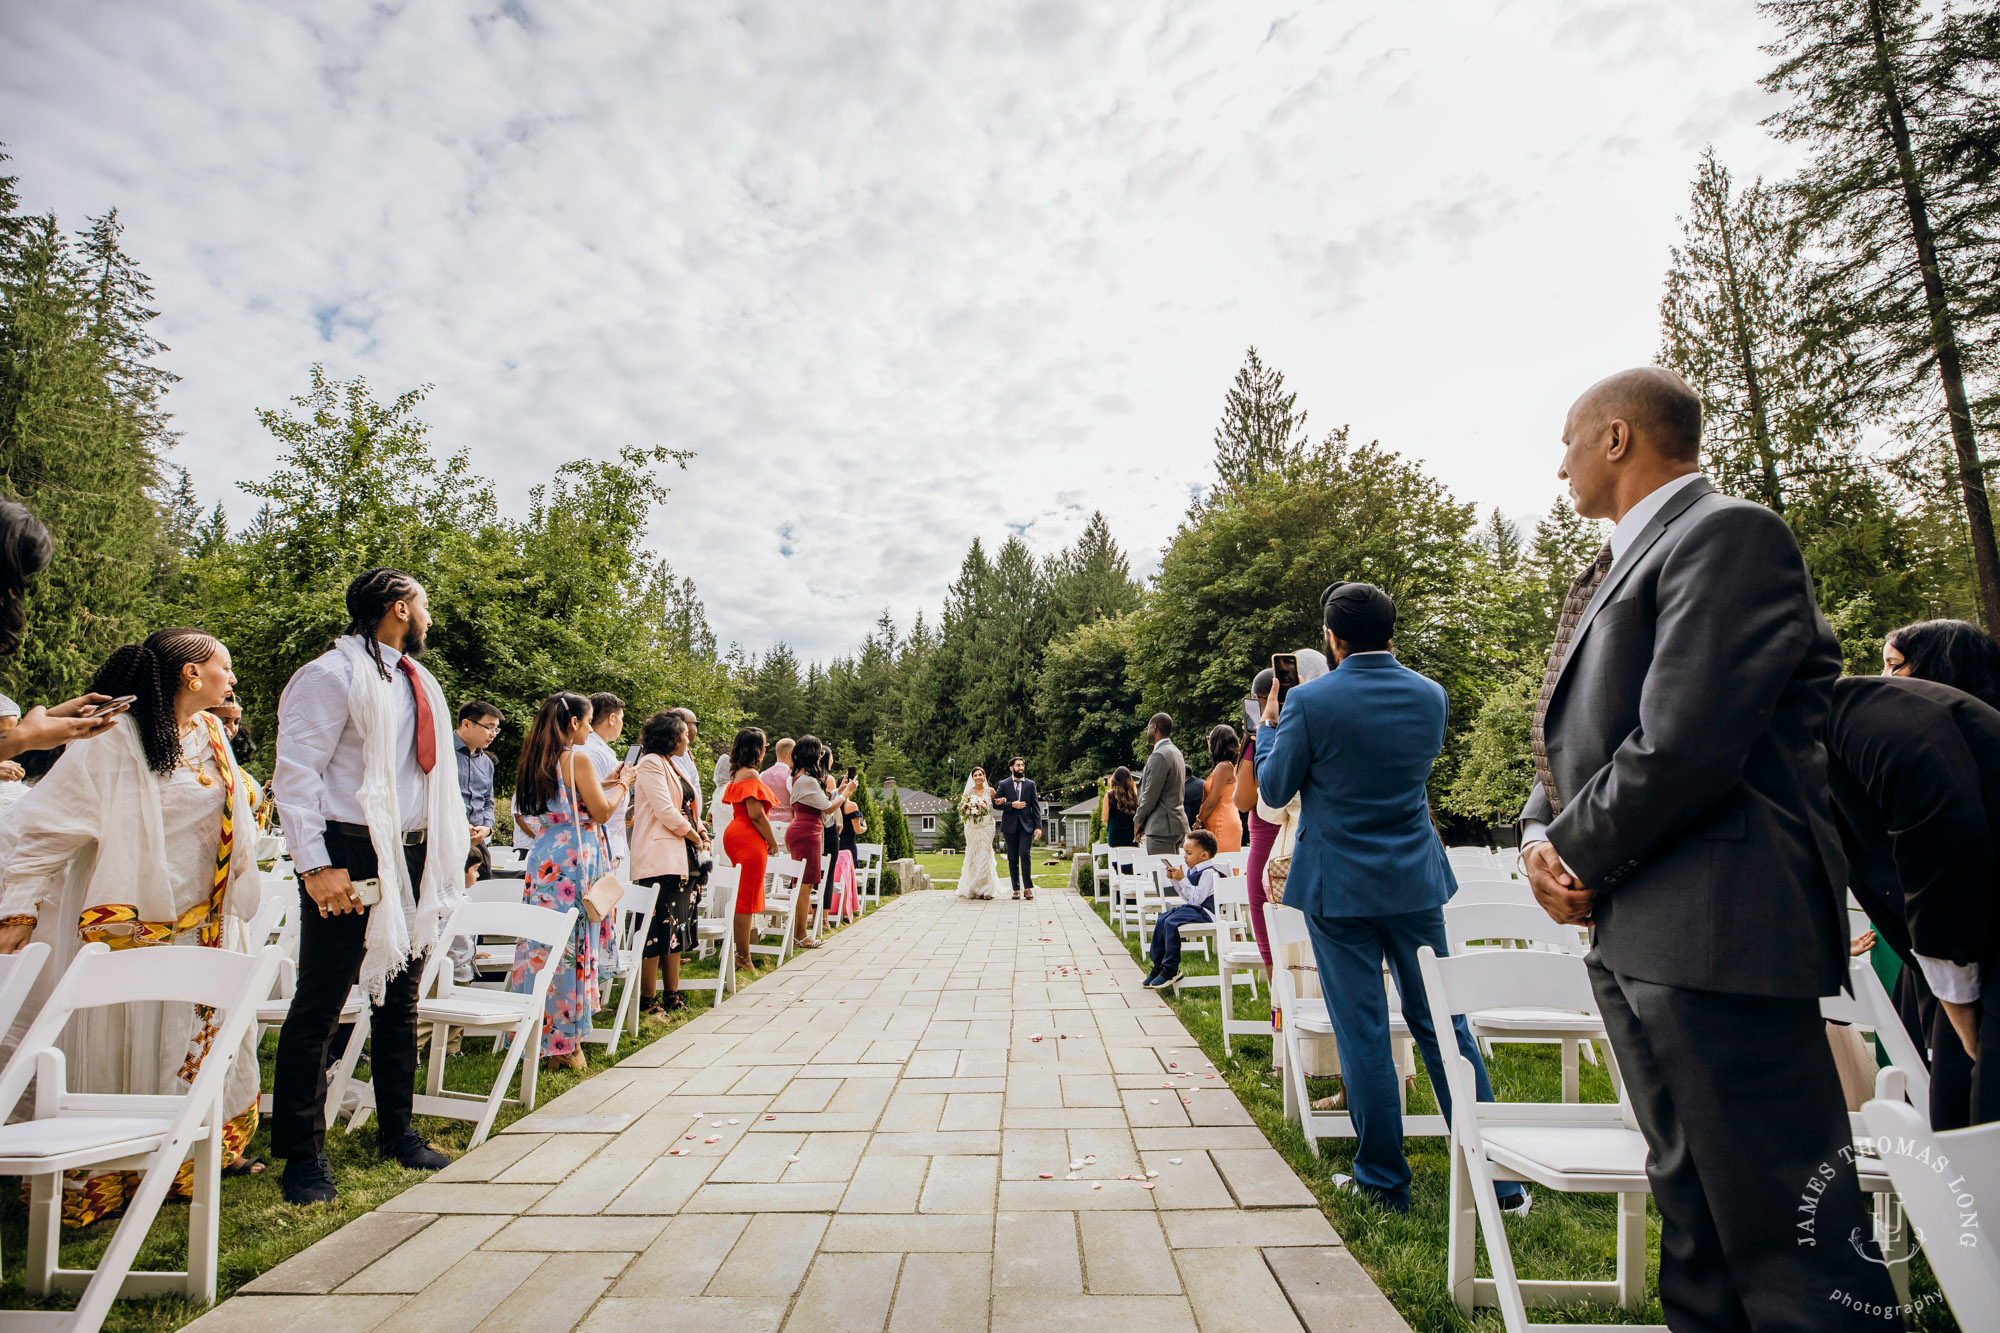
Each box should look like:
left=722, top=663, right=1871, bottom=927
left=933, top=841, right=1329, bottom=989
left=630, top=710, right=710, bottom=1014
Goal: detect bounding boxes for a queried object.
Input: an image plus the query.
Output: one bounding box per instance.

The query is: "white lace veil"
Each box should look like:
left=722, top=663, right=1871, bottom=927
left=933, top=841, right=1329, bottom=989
left=961, top=769, right=991, bottom=812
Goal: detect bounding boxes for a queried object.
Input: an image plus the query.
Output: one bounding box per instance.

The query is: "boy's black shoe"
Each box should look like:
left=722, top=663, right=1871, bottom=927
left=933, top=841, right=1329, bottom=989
left=1145, top=968, right=1181, bottom=989
left=1140, top=964, right=1164, bottom=987
left=281, top=1152, right=338, bottom=1205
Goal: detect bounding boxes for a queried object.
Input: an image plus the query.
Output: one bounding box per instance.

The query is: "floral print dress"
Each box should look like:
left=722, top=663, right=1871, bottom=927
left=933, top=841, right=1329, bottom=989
left=508, top=776, right=616, bottom=1057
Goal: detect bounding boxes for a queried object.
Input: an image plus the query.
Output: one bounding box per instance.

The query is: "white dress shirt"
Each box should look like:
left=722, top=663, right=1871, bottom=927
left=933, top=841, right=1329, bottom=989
left=274, top=637, right=428, bottom=874
left=582, top=732, right=628, bottom=860
left=1521, top=474, right=1706, bottom=861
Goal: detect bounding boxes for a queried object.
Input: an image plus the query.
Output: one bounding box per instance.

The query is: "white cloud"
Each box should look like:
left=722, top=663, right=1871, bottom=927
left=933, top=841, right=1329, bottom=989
left=1, top=0, right=1794, bottom=660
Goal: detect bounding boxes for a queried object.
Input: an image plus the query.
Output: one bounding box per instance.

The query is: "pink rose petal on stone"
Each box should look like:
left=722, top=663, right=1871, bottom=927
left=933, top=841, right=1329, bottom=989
left=705, top=1135, right=720, bottom=1143
left=1140, top=1182, right=1156, bottom=1189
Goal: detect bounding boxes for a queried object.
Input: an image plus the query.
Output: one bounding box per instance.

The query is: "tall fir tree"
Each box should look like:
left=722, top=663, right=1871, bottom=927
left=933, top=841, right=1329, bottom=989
left=1764, top=0, right=2000, bottom=625
left=0, top=165, right=176, bottom=703
left=1211, top=346, right=1309, bottom=492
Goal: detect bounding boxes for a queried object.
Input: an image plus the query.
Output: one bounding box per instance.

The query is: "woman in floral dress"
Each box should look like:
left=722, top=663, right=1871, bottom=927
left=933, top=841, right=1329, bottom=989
left=508, top=692, right=631, bottom=1070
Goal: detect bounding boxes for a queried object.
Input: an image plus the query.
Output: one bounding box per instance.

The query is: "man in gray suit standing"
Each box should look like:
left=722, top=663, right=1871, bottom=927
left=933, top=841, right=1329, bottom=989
left=1522, top=368, right=1896, bottom=1330
left=1133, top=713, right=1189, bottom=854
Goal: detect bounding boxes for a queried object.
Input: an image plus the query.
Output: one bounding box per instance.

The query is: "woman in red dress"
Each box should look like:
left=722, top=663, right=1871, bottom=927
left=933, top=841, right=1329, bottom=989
left=722, top=727, right=781, bottom=977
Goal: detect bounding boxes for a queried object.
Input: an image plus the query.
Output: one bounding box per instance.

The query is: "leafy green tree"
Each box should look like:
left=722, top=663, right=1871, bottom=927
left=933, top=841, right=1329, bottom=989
left=1130, top=433, right=1488, bottom=798
left=1443, top=665, right=1540, bottom=823
left=1034, top=611, right=1146, bottom=799
left=1765, top=0, right=2000, bottom=626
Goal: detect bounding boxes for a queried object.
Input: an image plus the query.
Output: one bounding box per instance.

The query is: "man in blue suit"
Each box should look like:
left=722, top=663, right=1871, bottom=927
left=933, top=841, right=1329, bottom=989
left=1257, top=582, right=1526, bottom=1214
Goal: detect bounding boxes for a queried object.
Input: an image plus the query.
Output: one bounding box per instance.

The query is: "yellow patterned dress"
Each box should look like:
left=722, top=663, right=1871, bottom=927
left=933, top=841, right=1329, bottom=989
left=0, top=714, right=263, bottom=1225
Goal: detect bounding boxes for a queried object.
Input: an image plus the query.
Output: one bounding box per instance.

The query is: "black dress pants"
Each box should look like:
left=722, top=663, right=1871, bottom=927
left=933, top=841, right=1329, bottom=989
left=1588, top=957, right=1899, bottom=1331
left=1004, top=828, right=1035, bottom=892
left=272, top=831, right=429, bottom=1160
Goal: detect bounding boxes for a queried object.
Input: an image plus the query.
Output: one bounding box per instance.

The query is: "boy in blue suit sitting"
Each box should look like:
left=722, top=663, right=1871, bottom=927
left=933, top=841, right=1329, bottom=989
left=1256, top=582, right=1527, bottom=1216
left=1144, top=829, right=1220, bottom=988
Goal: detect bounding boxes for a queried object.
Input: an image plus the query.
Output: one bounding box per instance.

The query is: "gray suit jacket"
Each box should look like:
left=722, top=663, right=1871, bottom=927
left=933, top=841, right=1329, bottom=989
left=1134, top=740, right=1189, bottom=844
left=1522, top=478, right=1849, bottom=999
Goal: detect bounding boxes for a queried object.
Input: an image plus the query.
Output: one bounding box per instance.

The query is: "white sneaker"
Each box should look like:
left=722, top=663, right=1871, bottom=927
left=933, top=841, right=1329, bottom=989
left=1500, top=1188, right=1532, bottom=1218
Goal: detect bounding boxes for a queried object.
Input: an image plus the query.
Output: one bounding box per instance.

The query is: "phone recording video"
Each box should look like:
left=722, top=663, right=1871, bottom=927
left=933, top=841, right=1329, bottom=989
left=1272, top=653, right=1301, bottom=700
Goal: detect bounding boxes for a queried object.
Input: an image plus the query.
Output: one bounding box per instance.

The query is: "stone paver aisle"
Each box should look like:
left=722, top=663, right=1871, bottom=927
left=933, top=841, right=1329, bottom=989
left=191, top=889, right=1411, bottom=1332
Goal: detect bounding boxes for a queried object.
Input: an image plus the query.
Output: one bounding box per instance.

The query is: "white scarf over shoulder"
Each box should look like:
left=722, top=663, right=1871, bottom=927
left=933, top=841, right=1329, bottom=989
left=334, top=637, right=469, bottom=1005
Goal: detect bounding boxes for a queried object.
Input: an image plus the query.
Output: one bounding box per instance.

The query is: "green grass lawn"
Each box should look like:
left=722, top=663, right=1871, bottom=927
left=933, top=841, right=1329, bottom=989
left=1077, top=885, right=1960, bottom=1332
left=912, top=847, right=1080, bottom=891
left=0, top=892, right=892, bottom=1332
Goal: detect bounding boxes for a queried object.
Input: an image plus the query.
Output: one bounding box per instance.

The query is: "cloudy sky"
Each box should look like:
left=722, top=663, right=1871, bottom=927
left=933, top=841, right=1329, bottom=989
left=3, top=1, right=1798, bottom=661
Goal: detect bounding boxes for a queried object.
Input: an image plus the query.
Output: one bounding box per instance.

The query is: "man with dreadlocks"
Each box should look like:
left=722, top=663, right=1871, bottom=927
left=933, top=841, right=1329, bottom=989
left=271, top=568, right=470, bottom=1205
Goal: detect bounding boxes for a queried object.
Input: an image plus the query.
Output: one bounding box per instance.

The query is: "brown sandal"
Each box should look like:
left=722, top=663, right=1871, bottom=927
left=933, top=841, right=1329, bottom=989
left=1023, top=888, right=1035, bottom=900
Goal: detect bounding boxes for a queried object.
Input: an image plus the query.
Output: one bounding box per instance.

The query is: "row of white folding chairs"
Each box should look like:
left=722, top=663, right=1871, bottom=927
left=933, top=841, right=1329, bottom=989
left=0, top=938, right=284, bottom=1331
left=1446, top=844, right=1520, bottom=878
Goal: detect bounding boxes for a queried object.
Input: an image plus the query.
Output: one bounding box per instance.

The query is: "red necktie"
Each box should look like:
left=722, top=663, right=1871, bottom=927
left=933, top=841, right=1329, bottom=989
left=396, top=656, right=436, bottom=774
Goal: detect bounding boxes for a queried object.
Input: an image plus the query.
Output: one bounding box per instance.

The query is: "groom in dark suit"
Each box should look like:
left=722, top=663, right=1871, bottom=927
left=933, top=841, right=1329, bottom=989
left=1522, top=367, right=1896, bottom=1329
left=995, top=757, right=1042, bottom=900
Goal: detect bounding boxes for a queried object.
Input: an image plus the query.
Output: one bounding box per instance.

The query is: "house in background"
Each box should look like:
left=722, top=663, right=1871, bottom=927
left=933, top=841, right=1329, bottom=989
left=881, top=779, right=951, bottom=852
left=1057, top=798, right=1095, bottom=850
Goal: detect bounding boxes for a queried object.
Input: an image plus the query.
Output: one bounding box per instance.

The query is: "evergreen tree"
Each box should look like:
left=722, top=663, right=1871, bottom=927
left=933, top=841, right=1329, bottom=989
left=882, top=786, right=914, bottom=862
left=1212, top=346, right=1310, bottom=491
left=935, top=798, right=963, bottom=852
left=742, top=642, right=809, bottom=740
left=1765, top=0, right=2000, bottom=625
left=851, top=765, right=885, bottom=849
left=1044, top=511, right=1142, bottom=634
left=0, top=184, right=175, bottom=704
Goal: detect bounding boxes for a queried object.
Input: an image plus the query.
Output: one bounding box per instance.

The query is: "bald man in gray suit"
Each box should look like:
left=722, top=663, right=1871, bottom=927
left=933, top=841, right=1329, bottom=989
left=1521, top=369, right=1896, bottom=1330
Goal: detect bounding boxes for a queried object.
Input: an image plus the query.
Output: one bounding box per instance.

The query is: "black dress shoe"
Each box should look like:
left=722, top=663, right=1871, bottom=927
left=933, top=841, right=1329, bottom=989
left=379, top=1129, right=450, bottom=1171
left=281, top=1152, right=338, bottom=1205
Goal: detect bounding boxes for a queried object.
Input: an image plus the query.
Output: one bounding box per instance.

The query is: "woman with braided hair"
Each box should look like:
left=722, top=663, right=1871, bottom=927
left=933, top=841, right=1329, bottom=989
left=0, top=628, right=267, bottom=1221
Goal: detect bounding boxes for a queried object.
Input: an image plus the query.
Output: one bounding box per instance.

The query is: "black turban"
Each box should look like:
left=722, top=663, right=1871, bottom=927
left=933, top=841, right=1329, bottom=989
left=1321, top=581, right=1396, bottom=646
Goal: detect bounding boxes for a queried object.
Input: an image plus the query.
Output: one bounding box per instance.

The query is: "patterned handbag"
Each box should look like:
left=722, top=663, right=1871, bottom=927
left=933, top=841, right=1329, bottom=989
left=1265, top=797, right=1302, bottom=907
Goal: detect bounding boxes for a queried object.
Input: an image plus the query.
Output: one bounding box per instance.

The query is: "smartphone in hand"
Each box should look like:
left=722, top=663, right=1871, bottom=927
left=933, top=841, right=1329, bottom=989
left=84, top=695, right=138, bottom=718
left=1272, top=653, right=1301, bottom=699
left=625, top=744, right=641, bottom=768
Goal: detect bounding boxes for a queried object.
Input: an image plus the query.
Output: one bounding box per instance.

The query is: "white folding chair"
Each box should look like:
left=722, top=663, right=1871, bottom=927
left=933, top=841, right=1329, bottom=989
left=748, top=856, right=806, bottom=966
left=0, top=943, right=281, bottom=1329
left=346, top=901, right=580, bottom=1149
left=1446, top=845, right=1498, bottom=873
left=1208, top=876, right=1271, bottom=1055
left=1453, top=863, right=1515, bottom=885
left=1822, top=956, right=1934, bottom=1303
left=1212, top=849, right=1249, bottom=877
left=1089, top=844, right=1115, bottom=903
left=680, top=867, right=740, bottom=1006
left=1441, top=901, right=1605, bottom=1102
left=253, top=833, right=286, bottom=862
left=0, top=940, right=49, bottom=1041
left=1415, top=944, right=1654, bottom=1330
left=1823, top=955, right=1930, bottom=1117
left=584, top=876, right=657, bottom=1054
left=1861, top=1099, right=2000, bottom=1327
left=854, top=843, right=884, bottom=905
left=488, top=845, right=530, bottom=876
left=1450, top=879, right=1537, bottom=908
left=1266, top=906, right=1438, bottom=1145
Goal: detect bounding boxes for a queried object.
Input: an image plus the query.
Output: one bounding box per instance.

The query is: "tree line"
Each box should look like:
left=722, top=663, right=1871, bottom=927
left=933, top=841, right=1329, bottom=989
left=741, top=0, right=2000, bottom=829
left=5, top=0, right=1998, bottom=834
left=0, top=148, right=739, bottom=788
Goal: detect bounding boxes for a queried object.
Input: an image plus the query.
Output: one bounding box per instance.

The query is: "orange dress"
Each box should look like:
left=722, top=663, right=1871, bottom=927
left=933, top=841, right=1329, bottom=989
left=1203, top=765, right=1243, bottom=853
left=723, top=775, right=779, bottom=914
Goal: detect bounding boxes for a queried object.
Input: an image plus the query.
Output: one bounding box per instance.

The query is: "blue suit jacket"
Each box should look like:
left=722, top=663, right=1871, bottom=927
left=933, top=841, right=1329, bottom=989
left=1256, top=653, right=1454, bottom=919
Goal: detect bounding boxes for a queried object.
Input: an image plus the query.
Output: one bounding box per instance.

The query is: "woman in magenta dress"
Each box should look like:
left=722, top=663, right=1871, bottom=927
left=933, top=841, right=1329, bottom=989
left=781, top=736, right=855, bottom=950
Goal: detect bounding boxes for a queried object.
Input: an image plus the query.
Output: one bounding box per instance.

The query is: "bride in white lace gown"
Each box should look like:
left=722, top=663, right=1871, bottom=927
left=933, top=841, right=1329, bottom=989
left=956, top=768, right=1001, bottom=900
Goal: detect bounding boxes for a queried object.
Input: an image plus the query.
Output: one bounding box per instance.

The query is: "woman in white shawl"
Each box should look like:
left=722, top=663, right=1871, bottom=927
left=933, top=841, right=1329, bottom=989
left=0, top=628, right=263, bottom=1224
left=955, top=768, right=1001, bottom=900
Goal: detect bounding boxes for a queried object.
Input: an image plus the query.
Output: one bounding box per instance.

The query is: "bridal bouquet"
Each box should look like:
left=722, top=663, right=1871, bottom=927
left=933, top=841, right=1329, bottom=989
left=958, top=791, right=991, bottom=823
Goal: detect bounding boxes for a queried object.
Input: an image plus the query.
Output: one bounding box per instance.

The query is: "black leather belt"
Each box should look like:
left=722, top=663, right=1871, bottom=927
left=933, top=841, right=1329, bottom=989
left=326, top=820, right=426, bottom=845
